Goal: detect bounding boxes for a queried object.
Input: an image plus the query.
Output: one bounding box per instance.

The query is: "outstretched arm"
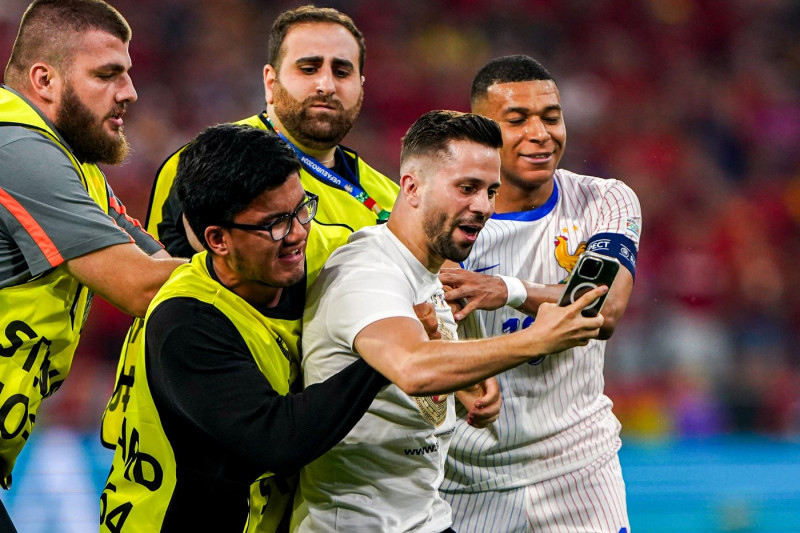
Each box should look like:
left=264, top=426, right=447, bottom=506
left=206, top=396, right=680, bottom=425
left=353, top=286, right=606, bottom=396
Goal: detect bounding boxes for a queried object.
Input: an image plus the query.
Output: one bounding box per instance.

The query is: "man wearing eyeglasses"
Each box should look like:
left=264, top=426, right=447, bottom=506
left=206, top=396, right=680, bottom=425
left=99, top=124, right=390, bottom=533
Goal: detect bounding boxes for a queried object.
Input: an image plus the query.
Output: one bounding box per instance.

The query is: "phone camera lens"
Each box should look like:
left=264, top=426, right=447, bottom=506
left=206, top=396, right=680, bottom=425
left=579, top=257, right=602, bottom=279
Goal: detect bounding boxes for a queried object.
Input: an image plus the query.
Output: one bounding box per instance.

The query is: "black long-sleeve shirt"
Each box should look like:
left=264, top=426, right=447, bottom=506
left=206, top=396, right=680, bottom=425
left=145, top=274, right=388, bottom=531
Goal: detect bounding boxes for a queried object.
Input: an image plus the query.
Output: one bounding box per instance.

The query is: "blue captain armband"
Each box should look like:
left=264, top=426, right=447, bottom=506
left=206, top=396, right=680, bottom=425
left=586, top=232, right=638, bottom=278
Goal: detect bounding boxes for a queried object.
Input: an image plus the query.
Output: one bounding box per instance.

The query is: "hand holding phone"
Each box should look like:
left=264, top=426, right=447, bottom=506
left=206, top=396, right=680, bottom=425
left=558, top=251, right=620, bottom=317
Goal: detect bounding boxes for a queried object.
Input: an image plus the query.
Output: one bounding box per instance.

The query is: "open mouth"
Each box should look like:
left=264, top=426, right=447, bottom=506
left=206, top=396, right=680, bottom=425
left=108, top=110, right=125, bottom=128
left=458, top=224, right=482, bottom=241
left=278, top=248, right=304, bottom=261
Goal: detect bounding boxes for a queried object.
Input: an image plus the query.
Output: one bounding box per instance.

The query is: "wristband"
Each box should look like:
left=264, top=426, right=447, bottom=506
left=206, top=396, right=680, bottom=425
left=499, top=275, right=527, bottom=308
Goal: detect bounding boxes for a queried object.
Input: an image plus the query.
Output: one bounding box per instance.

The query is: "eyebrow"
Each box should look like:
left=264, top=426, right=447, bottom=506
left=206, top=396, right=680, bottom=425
left=256, top=195, right=309, bottom=223
left=458, top=177, right=500, bottom=188
left=505, top=104, right=562, bottom=115
left=294, top=56, right=355, bottom=70
left=331, top=58, right=355, bottom=70
left=91, top=63, right=127, bottom=74
left=294, top=55, right=323, bottom=65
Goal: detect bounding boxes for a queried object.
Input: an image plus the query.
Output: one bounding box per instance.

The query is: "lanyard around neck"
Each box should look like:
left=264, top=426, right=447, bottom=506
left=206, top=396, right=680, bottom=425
left=265, top=115, right=390, bottom=222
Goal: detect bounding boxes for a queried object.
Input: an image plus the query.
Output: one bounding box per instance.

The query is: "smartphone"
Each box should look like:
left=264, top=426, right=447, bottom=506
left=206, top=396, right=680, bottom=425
left=557, top=251, right=620, bottom=317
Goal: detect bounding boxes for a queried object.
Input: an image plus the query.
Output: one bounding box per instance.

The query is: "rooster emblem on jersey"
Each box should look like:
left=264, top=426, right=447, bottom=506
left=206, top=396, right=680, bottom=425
left=554, top=235, right=586, bottom=281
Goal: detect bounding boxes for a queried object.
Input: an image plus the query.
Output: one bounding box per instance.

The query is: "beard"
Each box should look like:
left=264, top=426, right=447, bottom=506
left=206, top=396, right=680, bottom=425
left=423, top=210, right=481, bottom=263
left=55, top=83, right=129, bottom=164
left=272, top=79, right=362, bottom=151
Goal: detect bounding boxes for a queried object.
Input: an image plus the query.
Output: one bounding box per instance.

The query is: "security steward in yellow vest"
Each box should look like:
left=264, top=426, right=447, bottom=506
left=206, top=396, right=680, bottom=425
left=0, top=86, right=164, bottom=490
left=100, top=125, right=389, bottom=533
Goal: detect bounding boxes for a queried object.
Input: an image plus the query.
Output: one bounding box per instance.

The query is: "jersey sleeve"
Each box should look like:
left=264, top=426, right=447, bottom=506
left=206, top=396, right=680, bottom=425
left=0, top=132, right=133, bottom=279
left=105, top=182, right=163, bottom=255
left=317, top=260, right=418, bottom=352
left=586, top=179, right=642, bottom=277
left=146, top=298, right=388, bottom=479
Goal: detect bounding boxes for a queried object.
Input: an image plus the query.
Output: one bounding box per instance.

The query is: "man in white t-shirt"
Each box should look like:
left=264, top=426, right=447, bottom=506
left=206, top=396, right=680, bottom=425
left=439, top=55, right=642, bottom=533
left=292, top=110, right=609, bottom=533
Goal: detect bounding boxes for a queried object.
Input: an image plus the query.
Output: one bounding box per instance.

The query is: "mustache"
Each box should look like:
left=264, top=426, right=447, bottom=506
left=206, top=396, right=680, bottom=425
left=301, top=95, right=344, bottom=111
left=108, top=102, right=128, bottom=118
left=454, top=215, right=487, bottom=227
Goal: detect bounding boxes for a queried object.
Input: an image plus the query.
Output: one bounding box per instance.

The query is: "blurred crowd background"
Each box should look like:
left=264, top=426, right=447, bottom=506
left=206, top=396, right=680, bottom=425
left=1, top=0, right=800, bottom=481
left=2, top=0, right=800, bottom=530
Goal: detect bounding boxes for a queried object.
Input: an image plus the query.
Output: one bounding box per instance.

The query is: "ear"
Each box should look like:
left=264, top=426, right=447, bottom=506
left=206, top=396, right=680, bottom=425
left=204, top=226, right=228, bottom=256
left=263, top=64, right=277, bottom=105
left=399, top=172, right=423, bottom=209
left=29, top=62, right=61, bottom=104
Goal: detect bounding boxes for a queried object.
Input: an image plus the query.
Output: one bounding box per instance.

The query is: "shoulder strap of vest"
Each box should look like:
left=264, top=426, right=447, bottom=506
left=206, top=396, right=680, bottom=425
left=0, top=87, right=97, bottom=193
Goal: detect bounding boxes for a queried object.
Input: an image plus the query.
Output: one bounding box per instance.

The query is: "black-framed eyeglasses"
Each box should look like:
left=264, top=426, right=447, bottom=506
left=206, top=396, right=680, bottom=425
left=223, top=192, right=318, bottom=241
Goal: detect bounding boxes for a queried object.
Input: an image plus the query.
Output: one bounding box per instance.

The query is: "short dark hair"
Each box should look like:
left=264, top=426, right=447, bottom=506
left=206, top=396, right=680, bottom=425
left=176, top=124, right=301, bottom=250
left=470, top=55, right=555, bottom=106
left=400, top=110, right=502, bottom=166
left=4, top=0, right=131, bottom=86
left=267, top=5, right=366, bottom=75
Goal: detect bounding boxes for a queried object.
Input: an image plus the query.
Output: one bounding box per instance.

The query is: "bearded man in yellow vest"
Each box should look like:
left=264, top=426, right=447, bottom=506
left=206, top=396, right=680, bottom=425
left=152, top=5, right=399, bottom=254
left=100, top=123, right=390, bottom=533
left=0, top=1, right=184, bottom=528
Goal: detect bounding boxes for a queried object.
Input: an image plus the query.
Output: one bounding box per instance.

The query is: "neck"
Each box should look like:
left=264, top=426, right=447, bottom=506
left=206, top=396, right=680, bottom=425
left=211, top=255, right=283, bottom=308
left=495, top=178, right=555, bottom=213
left=267, top=109, right=337, bottom=168
left=386, top=213, right=443, bottom=274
